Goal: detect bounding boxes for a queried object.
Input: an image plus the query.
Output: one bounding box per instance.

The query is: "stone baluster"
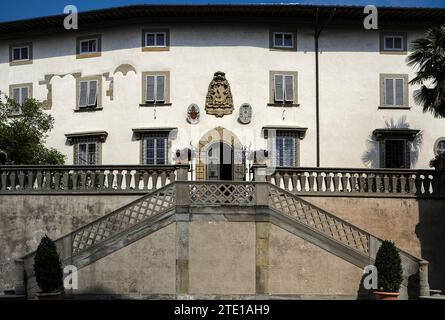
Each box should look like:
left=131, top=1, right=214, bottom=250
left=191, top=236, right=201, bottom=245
left=124, top=171, right=132, bottom=190
left=160, top=171, right=167, bottom=187
left=400, top=175, right=407, bottom=194
left=36, top=170, right=43, bottom=190
left=169, top=170, right=176, bottom=183
left=307, top=173, right=315, bottom=192
left=72, top=171, right=79, bottom=190
left=116, top=170, right=123, bottom=190
left=366, top=174, right=373, bottom=193
left=152, top=171, right=159, bottom=189
left=299, top=173, right=306, bottom=192
left=350, top=173, right=358, bottom=193
left=107, top=171, right=114, bottom=189
left=1, top=171, right=7, bottom=190
left=341, top=173, right=348, bottom=192
left=18, top=171, right=25, bottom=190
left=283, top=172, right=290, bottom=191
left=134, top=171, right=141, bottom=190
left=414, top=174, right=422, bottom=194
left=79, top=171, right=87, bottom=190
left=383, top=174, right=389, bottom=193
left=54, top=171, right=61, bottom=190
left=316, top=173, right=323, bottom=192
left=419, top=260, right=430, bottom=297
left=10, top=171, right=17, bottom=190
left=358, top=174, right=365, bottom=193
left=333, top=173, right=340, bottom=193
left=142, top=171, right=149, bottom=189
left=27, top=170, right=35, bottom=190
left=325, top=173, right=332, bottom=192
left=97, top=171, right=105, bottom=189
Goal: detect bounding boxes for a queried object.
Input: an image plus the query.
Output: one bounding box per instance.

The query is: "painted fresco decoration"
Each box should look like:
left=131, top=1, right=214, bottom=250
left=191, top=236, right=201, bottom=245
left=238, top=103, right=252, bottom=124
left=205, top=71, right=234, bottom=117
left=187, top=104, right=200, bottom=124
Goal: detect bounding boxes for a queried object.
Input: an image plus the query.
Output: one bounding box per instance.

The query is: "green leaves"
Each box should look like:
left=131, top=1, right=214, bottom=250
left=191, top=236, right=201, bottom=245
left=33, top=235, right=63, bottom=293
left=0, top=97, right=65, bottom=164
left=407, top=24, right=445, bottom=118
left=374, top=240, right=403, bottom=293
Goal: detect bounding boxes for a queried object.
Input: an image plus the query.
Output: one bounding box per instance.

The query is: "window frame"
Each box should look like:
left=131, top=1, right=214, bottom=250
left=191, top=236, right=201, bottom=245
left=381, top=138, right=410, bottom=169
left=75, top=75, right=102, bottom=111
left=141, top=29, right=170, bottom=52
left=72, top=138, right=102, bottom=165
left=79, top=38, right=99, bottom=54
left=9, top=42, right=33, bottom=66
left=140, top=71, right=171, bottom=106
left=267, top=130, right=300, bottom=167
left=76, top=34, right=102, bottom=59
left=9, top=83, right=33, bottom=116
left=269, top=29, right=297, bottom=51
left=379, top=32, right=407, bottom=54
left=142, top=133, right=169, bottom=165
left=269, top=71, right=299, bottom=106
left=379, top=74, right=409, bottom=109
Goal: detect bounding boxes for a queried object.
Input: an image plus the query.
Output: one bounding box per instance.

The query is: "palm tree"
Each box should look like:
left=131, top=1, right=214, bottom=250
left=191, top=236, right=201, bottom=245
left=407, top=24, right=445, bottom=118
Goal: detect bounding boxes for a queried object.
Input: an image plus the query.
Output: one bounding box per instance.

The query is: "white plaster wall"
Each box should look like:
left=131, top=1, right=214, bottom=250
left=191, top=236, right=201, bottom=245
left=0, top=23, right=442, bottom=168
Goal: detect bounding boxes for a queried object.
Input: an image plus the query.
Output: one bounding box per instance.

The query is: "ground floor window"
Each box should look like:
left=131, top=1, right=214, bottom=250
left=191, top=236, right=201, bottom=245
left=143, top=133, right=168, bottom=165
left=74, top=139, right=100, bottom=165
left=383, top=139, right=408, bottom=168
left=270, top=131, right=298, bottom=167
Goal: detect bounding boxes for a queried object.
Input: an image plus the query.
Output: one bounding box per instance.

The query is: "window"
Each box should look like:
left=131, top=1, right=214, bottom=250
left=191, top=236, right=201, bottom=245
left=142, top=29, right=170, bottom=51
left=380, top=32, right=407, bottom=54
left=380, top=74, right=409, bottom=108
left=76, top=76, right=102, bottom=110
left=143, top=134, right=168, bottom=165
left=76, top=35, right=101, bottom=58
left=269, top=131, right=299, bottom=167
left=9, top=83, right=32, bottom=115
left=76, top=141, right=98, bottom=165
left=269, top=30, right=297, bottom=51
left=141, top=72, right=170, bottom=105
left=384, top=78, right=404, bottom=106
left=269, top=71, right=298, bottom=106
left=9, top=43, right=33, bottom=65
left=145, top=32, right=166, bottom=47
left=79, top=80, right=98, bottom=108
left=384, top=139, right=408, bottom=168
left=434, top=138, right=445, bottom=156
left=273, top=32, right=293, bottom=48
left=79, top=39, right=98, bottom=54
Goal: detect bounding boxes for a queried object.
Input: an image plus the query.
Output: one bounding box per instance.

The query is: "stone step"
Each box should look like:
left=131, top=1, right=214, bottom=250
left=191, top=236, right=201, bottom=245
left=430, top=289, right=442, bottom=296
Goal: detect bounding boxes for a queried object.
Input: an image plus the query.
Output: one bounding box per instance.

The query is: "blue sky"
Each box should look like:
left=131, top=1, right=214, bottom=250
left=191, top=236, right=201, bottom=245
left=1, top=0, right=444, bottom=22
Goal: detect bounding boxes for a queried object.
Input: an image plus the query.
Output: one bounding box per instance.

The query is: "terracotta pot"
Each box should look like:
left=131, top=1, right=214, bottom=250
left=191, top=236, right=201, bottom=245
left=35, top=291, right=61, bottom=300
left=373, top=291, right=399, bottom=300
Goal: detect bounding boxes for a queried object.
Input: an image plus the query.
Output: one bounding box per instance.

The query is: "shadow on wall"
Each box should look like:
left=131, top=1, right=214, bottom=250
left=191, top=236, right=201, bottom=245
left=361, top=116, right=423, bottom=168
left=416, top=198, right=445, bottom=293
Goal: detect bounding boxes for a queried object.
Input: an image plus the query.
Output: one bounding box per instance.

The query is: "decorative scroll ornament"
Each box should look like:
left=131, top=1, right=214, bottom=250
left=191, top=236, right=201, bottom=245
left=238, top=103, right=252, bottom=124
left=187, top=104, right=200, bottom=124
left=205, top=71, right=234, bottom=117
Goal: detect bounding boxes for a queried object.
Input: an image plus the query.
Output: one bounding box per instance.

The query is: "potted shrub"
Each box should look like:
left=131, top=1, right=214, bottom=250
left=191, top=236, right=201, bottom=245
left=373, top=240, right=403, bottom=300
left=429, top=153, right=445, bottom=170
left=33, top=235, right=63, bottom=299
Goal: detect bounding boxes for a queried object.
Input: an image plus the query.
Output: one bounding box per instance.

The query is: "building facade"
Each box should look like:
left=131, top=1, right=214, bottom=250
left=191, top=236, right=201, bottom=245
left=1, top=5, right=445, bottom=180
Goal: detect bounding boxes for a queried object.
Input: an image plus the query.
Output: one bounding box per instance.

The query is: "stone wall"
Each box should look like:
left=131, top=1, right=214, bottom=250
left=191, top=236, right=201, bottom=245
left=301, top=196, right=445, bottom=291
left=0, top=194, right=140, bottom=291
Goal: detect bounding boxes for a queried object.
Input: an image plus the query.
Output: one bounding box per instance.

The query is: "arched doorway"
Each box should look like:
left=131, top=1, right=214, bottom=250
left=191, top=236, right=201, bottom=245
left=196, top=127, right=244, bottom=181
left=206, top=141, right=233, bottom=180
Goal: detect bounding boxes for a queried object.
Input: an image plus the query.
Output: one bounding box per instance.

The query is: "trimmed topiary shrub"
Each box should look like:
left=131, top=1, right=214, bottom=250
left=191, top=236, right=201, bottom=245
left=33, top=235, right=63, bottom=293
left=374, top=240, right=403, bottom=292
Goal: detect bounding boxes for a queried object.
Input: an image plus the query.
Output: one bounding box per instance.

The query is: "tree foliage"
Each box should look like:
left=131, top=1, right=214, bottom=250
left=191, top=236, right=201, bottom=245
left=407, top=24, right=445, bottom=118
left=0, top=97, right=65, bottom=164
left=33, top=235, right=63, bottom=293
left=374, top=240, right=403, bottom=292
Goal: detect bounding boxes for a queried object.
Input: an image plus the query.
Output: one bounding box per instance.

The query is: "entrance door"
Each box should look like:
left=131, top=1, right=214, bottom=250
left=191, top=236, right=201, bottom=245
left=206, top=141, right=233, bottom=180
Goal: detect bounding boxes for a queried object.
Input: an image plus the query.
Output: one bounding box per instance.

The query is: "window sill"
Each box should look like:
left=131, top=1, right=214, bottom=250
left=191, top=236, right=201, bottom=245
left=76, top=52, right=101, bottom=59
left=269, top=47, right=297, bottom=52
left=9, top=60, right=33, bottom=66
left=379, top=50, right=407, bottom=55
left=267, top=103, right=300, bottom=107
left=142, top=47, right=170, bottom=52
left=139, top=103, right=172, bottom=107
left=74, top=107, right=103, bottom=112
left=378, top=106, right=411, bottom=110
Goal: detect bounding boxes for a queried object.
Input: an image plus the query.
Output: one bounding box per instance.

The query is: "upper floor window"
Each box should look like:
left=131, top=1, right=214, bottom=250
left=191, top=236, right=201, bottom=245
left=142, top=29, right=170, bottom=51
left=9, top=43, right=33, bottom=65
left=379, top=74, right=409, bottom=109
left=269, top=30, right=297, bottom=51
left=76, top=35, right=101, bottom=59
left=380, top=32, right=407, bottom=54
left=269, top=71, right=298, bottom=106
left=9, top=83, right=32, bottom=115
left=80, top=38, right=98, bottom=54
left=76, top=76, right=102, bottom=111
left=141, top=71, right=170, bottom=106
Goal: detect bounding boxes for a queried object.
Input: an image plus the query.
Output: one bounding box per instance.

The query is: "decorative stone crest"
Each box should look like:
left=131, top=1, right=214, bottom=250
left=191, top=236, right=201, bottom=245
left=187, top=104, right=200, bottom=124
left=205, top=71, right=234, bottom=117
left=238, top=103, right=252, bottom=124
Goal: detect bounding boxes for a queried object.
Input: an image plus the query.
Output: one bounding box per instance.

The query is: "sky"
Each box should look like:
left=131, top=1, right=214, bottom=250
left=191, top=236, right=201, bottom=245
left=1, top=0, right=444, bottom=22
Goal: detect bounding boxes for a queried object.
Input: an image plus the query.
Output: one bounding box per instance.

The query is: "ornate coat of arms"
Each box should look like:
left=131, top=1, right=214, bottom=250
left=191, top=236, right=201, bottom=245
left=205, top=71, right=234, bottom=117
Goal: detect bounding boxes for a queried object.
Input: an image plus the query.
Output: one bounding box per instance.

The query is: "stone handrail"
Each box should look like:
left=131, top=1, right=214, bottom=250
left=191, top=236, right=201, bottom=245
left=0, top=164, right=189, bottom=193
left=253, top=165, right=438, bottom=196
